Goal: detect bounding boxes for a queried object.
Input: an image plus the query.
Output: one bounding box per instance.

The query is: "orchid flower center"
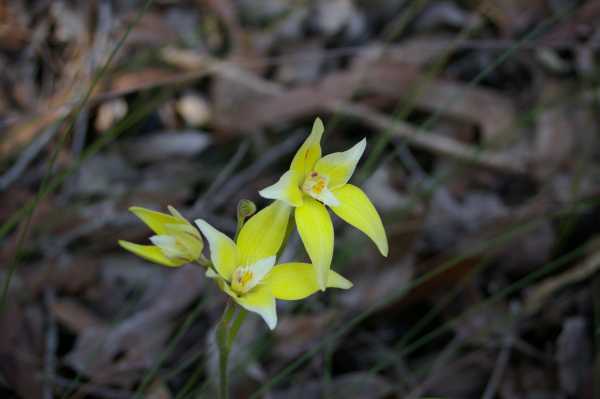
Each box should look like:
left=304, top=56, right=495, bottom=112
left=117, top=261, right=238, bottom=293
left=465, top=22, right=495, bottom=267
left=231, top=266, right=257, bottom=294
left=226, top=256, right=275, bottom=296
left=302, top=171, right=328, bottom=197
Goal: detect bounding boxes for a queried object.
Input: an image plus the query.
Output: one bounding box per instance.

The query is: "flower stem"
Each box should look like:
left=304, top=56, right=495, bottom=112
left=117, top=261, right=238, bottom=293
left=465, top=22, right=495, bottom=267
left=228, top=308, right=247, bottom=348
left=216, top=302, right=235, bottom=399
left=216, top=302, right=248, bottom=399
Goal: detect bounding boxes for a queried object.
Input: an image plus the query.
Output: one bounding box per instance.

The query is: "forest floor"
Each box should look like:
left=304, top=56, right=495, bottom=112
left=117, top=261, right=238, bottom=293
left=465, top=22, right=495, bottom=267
left=1, top=1, right=600, bottom=398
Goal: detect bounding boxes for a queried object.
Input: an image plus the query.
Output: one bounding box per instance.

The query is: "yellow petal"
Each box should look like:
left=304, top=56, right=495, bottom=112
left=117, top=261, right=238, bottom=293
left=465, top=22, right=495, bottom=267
left=259, top=170, right=304, bottom=207
left=236, top=200, right=291, bottom=266
left=235, top=285, right=277, bottom=330
left=195, top=219, right=238, bottom=280
left=290, top=117, right=324, bottom=177
left=118, top=240, right=185, bottom=267
left=295, top=198, right=333, bottom=290
left=314, top=138, right=366, bottom=189
left=164, top=222, right=200, bottom=237
left=129, top=206, right=185, bottom=235
left=327, top=269, right=353, bottom=290
left=171, top=230, right=204, bottom=260
left=330, top=184, right=388, bottom=256
left=266, top=262, right=353, bottom=300
left=149, top=235, right=183, bottom=259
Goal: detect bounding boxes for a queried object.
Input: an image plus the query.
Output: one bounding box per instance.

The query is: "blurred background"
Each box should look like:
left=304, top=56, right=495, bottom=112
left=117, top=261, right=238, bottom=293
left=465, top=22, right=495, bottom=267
left=1, top=0, right=600, bottom=398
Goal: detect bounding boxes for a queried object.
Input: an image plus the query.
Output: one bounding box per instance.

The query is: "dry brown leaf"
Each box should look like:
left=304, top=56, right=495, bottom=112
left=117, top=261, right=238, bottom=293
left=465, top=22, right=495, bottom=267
left=380, top=36, right=462, bottom=66
left=340, top=257, right=414, bottom=312
left=146, top=378, right=172, bottom=399
left=50, top=299, right=104, bottom=333
left=524, top=240, right=600, bottom=316
left=110, top=68, right=182, bottom=94
left=417, top=352, right=492, bottom=398
left=215, top=57, right=517, bottom=146
left=423, top=188, right=508, bottom=252
left=50, top=1, right=87, bottom=43
left=415, top=1, right=483, bottom=32
left=542, top=1, right=600, bottom=44
left=66, top=266, right=205, bottom=386
left=123, top=130, right=211, bottom=163
left=24, top=255, right=100, bottom=297
left=274, top=311, right=336, bottom=360
left=0, top=109, right=66, bottom=157
left=476, top=0, right=544, bottom=36
left=125, top=12, right=180, bottom=46
left=533, top=80, right=575, bottom=176
left=203, top=0, right=244, bottom=51
left=0, top=1, right=30, bottom=50
left=556, top=317, right=590, bottom=396
left=0, top=302, right=44, bottom=398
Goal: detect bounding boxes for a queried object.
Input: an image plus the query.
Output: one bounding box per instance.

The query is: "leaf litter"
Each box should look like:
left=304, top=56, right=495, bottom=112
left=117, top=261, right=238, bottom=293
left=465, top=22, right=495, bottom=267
left=1, top=1, right=600, bottom=398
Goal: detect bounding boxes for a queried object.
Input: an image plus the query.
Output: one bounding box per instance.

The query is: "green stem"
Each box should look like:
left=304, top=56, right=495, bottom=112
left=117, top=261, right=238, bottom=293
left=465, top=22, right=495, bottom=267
left=227, top=308, right=247, bottom=348
left=234, top=218, right=244, bottom=242
left=216, top=303, right=248, bottom=399
left=216, top=302, right=235, bottom=399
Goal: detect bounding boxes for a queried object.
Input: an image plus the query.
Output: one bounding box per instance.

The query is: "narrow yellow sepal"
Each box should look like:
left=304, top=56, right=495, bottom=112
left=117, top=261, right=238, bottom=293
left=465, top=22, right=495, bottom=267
left=118, top=240, right=185, bottom=267
left=258, top=170, right=304, bottom=207
left=295, top=198, right=334, bottom=290
left=330, top=184, right=389, bottom=257
left=290, top=117, right=324, bottom=177
left=129, top=206, right=184, bottom=235
left=195, top=219, right=238, bottom=280
left=236, top=200, right=291, bottom=266
left=314, top=138, right=366, bottom=189
left=266, top=262, right=352, bottom=300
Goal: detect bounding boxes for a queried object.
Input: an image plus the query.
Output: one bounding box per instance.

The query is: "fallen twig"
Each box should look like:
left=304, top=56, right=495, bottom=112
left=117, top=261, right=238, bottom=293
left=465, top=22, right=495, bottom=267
left=482, top=333, right=514, bottom=399
left=0, top=122, right=62, bottom=191
left=330, top=101, right=528, bottom=175
left=192, top=140, right=250, bottom=213
left=194, top=132, right=304, bottom=215
left=524, top=242, right=600, bottom=316
left=43, top=289, right=58, bottom=399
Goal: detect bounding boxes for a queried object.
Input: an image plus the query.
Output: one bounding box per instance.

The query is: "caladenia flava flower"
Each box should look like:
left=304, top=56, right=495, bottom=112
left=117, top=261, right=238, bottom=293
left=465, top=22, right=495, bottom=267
left=118, top=206, right=204, bottom=267
left=259, top=117, right=388, bottom=290
left=195, top=201, right=352, bottom=330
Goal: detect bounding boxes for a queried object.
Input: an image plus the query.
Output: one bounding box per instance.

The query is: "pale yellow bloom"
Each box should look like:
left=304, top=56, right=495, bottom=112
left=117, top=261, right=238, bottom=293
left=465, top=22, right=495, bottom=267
left=196, top=201, right=352, bottom=329
left=119, top=206, right=203, bottom=267
left=259, top=118, right=388, bottom=290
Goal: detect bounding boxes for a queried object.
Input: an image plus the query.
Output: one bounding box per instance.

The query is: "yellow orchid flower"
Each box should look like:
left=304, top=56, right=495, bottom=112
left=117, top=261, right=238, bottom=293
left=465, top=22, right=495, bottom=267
left=195, top=201, right=352, bottom=329
left=259, top=117, right=388, bottom=290
left=119, top=206, right=204, bottom=267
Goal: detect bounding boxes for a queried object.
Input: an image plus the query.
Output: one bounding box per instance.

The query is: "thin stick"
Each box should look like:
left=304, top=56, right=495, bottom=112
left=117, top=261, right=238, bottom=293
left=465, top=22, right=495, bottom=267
left=406, top=336, right=463, bottom=399
left=0, top=122, right=61, bottom=191
left=43, top=289, right=58, bottom=399
left=203, top=133, right=304, bottom=213
left=330, top=101, right=527, bottom=175
left=482, top=335, right=514, bottom=399
left=193, top=140, right=250, bottom=213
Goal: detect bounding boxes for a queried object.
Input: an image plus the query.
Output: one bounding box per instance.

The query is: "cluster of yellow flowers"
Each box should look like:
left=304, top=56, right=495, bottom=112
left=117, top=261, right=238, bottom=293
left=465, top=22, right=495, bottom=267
left=119, top=118, right=388, bottom=330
